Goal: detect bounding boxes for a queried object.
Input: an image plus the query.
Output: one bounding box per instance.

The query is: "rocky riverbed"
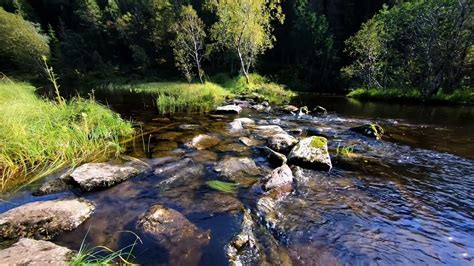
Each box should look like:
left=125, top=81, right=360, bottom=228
left=1, top=96, right=473, bottom=265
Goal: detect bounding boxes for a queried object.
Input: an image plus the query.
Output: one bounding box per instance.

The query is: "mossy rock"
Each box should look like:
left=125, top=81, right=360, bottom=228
left=288, top=136, right=332, bottom=171
left=350, top=123, right=384, bottom=140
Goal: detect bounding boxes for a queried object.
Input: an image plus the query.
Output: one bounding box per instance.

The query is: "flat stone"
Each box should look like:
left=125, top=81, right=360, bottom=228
left=233, top=118, right=255, bottom=126
left=32, top=179, right=72, bottom=196
left=261, top=164, right=293, bottom=191
left=0, top=238, right=74, bottom=265
left=186, top=134, right=221, bottom=150
left=0, top=198, right=94, bottom=240
left=156, top=131, right=183, bottom=141
left=156, top=159, right=204, bottom=188
left=267, top=133, right=298, bottom=153
left=239, top=137, right=262, bottom=147
left=215, top=105, right=242, bottom=114
left=253, top=125, right=286, bottom=138
left=137, top=204, right=210, bottom=265
left=186, top=150, right=218, bottom=163
left=70, top=162, right=145, bottom=191
left=192, top=193, right=244, bottom=214
left=215, top=157, right=261, bottom=182
left=288, top=136, right=332, bottom=171
left=283, top=105, right=299, bottom=113
left=229, top=120, right=244, bottom=133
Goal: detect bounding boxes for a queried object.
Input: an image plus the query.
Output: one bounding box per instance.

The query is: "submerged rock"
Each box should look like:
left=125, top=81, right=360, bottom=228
left=216, top=105, right=242, bottom=114
left=0, top=238, right=74, bottom=265
left=225, top=210, right=261, bottom=266
left=186, top=134, right=221, bottom=150
left=267, top=133, right=298, bottom=153
left=0, top=198, right=94, bottom=240
left=350, top=123, right=384, bottom=140
left=191, top=193, right=244, bottom=215
left=137, top=204, right=210, bottom=265
left=229, top=120, right=244, bottom=133
left=234, top=117, right=255, bottom=127
left=253, top=125, right=286, bottom=138
left=215, top=157, right=261, bottom=183
left=156, top=131, right=183, bottom=141
left=258, top=146, right=287, bottom=167
left=283, top=105, right=299, bottom=113
left=156, top=158, right=204, bottom=188
left=32, top=178, right=72, bottom=196
left=288, top=136, right=332, bottom=171
left=312, top=105, right=328, bottom=115
left=239, top=137, right=262, bottom=147
left=69, top=162, right=145, bottom=192
left=261, top=164, right=293, bottom=192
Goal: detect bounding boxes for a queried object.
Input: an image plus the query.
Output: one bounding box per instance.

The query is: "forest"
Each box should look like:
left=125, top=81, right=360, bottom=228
left=0, top=0, right=473, bottom=265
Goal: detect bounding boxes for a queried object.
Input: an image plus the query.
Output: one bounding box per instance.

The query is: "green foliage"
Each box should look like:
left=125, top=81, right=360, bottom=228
left=310, top=136, right=327, bottom=149
left=0, top=81, right=133, bottom=192
left=171, top=5, right=206, bottom=83
left=0, top=7, right=49, bottom=73
left=344, top=0, right=473, bottom=96
left=206, top=180, right=239, bottom=193
left=208, top=0, right=285, bottom=82
left=336, top=144, right=355, bottom=158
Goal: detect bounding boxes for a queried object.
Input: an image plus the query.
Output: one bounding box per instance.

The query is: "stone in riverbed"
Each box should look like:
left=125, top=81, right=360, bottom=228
left=267, top=133, right=298, bottom=153
left=234, top=117, right=255, bottom=126
left=283, top=105, right=299, bottom=113
left=350, top=123, right=384, bottom=140
left=225, top=210, right=261, bottom=266
left=0, top=238, right=74, bottom=265
left=215, top=157, right=261, bottom=183
left=258, top=146, right=287, bottom=167
left=0, top=198, right=94, bottom=240
left=239, top=137, right=262, bottom=147
left=261, top=164, right=293, bottom=192
left=288, top=136, right=332, bottom=171
left=312, top=105, right=328, bottom=115
left=229, top=120, right=244, bottom=133
left=137, top=204, right=210, bottom=265
left=215, top=105, right=242, bottom=114
left=70, top=162, right=146, bottom=192
left=186, top=134, right=221, bottom=150
left=253, top=125, right=286, bottom=138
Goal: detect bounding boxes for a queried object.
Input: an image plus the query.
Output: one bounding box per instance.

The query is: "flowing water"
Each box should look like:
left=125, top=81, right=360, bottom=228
left=1, top=91, right=474, bottom=265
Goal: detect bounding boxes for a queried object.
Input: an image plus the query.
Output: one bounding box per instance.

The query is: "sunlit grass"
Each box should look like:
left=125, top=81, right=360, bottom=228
left=0, top=81, right=134, bottom=192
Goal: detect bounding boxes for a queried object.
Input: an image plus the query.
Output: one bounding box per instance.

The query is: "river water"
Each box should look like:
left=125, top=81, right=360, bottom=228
left=1, top=91, right=473, bottom=265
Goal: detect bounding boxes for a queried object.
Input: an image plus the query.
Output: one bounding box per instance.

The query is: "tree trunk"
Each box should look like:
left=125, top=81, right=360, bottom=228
left=237, top=47, right=250, bottom=84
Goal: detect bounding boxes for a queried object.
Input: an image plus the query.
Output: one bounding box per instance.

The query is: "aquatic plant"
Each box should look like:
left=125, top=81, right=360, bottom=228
left=0, top=81, right=134, bottom=192
left=336, top=144, right=355, bottom=158
left=207, top=180, right=239, bottom=193
left=70, top=230, right=142, bottom=265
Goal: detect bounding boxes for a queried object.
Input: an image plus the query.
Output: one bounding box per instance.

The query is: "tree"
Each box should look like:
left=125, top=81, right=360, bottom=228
left=171, top=5, right=206, bottom=83
left=209, top=0, right=284, bottom=83
left=0, top=7, right=50, bottom=73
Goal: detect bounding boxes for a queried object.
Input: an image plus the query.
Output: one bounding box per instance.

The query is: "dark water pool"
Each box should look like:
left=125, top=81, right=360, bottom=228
left=1, top=91, right=473, bottom=265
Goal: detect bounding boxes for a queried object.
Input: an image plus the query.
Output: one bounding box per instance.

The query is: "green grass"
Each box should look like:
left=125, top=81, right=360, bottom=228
left=336, top=144, right=355, bottom=158
left=347, top=87, right=474, bottom=105
left=207, top=180, right=239, bottom=193
left=0, top=81, right=134, bottom=192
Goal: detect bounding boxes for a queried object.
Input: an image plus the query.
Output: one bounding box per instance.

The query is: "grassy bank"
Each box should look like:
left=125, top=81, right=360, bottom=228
left=0, top=81, right=133, bottom=192
left=94, top=74, right=295, bottom=114
left=347, top=88, right=474, bottom=105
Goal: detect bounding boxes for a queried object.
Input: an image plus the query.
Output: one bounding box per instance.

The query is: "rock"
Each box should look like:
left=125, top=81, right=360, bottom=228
left=262, top=101, right=270, bottom=107
left=312, top=105, right=328, bottom=115
left=186, top=150, right=218, bottom=163
left=32, top=178, right=72, bottom=196
left=215, top=143, right=249, bottom=153
left=252, top=104, right=266, bottom=111
left=0, top=198, right=94, bottom=240
left=216, top=105, right=242, bottom=114
left=350, top=123, right=384, bottom=139
left=231, top=99, right=253, bottom=108
left=179, top=124, right=200, bottom=130
left=137, top=204, right=210, bottom=265
left=225, top=210, right=261, bottom=266
left=152, top=117, right=171, bottom=123
left=70, top=162, right=145, bottom=191
left=299, top=106, right=309, bottom=115
left=283, top=105, right=299, bottom=113
left=186, top=134, right=221, bottom=150
left=156, top=159, right=204, bottom=188
left=288, top=136, right=332, bottom=171
left=256, top=196, right=278, bottom=228
left=153, top=141, right=178, bottom=152
left=258, top=146, right=287, bottom=167
left=253, top=125, right=286, bottom=138
left=191, top=193, right=244, bottom=215
left=156, top=131, right=183, bottom=141
left=215, top=157, right=261, bottom=182
left=229, top=120, right=244, bottom=133
left=239, top=137, right=262, bottom=147
left=0, top=238, right=74, bottom=265
left=267, top=133, right=298, bottom=153
left=234, top=117, right=255, bottom=126
left=261, top=164, right=293, bottom=192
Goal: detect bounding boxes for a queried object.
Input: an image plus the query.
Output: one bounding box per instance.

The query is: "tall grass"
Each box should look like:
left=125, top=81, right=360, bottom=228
left=0, top=81, right=133, bottom=192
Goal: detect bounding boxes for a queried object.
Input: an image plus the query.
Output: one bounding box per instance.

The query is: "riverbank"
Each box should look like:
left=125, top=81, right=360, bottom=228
left=0, top=80, right=134, bottom=192
left=347, top=88, right=474, bottom=105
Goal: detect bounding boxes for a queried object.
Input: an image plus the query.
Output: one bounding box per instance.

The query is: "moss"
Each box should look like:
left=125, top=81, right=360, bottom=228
left=370, top=123, right=384, bottom=136
left=310, top=136, right=328, bottom=149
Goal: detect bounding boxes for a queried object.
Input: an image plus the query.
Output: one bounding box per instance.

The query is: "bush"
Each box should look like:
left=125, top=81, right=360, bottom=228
left=0, top=7, right=50, bottom=72
left=0, top=81, right=133, bottom=191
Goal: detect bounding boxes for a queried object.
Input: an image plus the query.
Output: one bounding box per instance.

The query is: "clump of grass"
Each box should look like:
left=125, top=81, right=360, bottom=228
left=70, top=230, right=142, bottom=265
left=0, top=81, right=134, bottom=192
left=336, top=144, right=355, bottom=158
left=207, top=180, right=239, bottom=193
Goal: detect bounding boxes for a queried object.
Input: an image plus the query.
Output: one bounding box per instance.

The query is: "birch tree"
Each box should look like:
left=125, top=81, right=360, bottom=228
left=208, top=0, right=284, bottom=83
left=171, top=5, right=206, bottom=83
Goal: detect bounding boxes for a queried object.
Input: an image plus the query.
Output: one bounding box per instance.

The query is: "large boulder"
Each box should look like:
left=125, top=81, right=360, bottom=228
left=288, top=136, right=332, bottom=171
left=215, top=157, right=261, bottom=184
left=261, top=164, right=293, bottom=192
left=70, top=162, right=146, bottom=191
left=350, top=123, right=384, bottom=140
left=137, top=204, right=210, bottom=265
left=0, top=238, right=75, bottom=265
left=186, top=134, right=221, bottom=150
left=267, top=133, right=298, bottom=153
left=0, top=198, right=94, bottom=240
left=215, top=105, right=242, bottom=114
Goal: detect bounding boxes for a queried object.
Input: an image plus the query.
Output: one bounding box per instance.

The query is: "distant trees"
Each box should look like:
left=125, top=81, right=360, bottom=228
left=344, top=0, right=473, bottom=96
left=171, top=5, right=206, bottom=83
left=0, top=7, right=49, bottom=73
left=208, top=0, right=284, bottom=83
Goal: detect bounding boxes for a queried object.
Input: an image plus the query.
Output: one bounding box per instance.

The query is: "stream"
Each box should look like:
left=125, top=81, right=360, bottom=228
left=1, top=91, right=474, bottom=265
